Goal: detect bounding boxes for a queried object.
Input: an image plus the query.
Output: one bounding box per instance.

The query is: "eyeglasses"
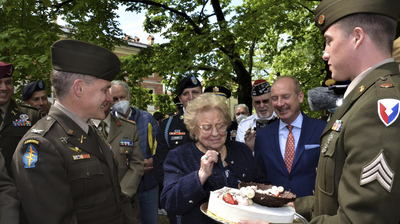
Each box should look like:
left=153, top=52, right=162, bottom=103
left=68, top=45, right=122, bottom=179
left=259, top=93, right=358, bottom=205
left=254, top=99, right=270, bottom=105
left=199, top=122, right=227, bottom=133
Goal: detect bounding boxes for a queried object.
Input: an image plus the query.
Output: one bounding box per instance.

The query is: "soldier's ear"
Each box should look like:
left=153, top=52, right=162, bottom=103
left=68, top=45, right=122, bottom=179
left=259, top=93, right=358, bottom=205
left=72, top=79, right=85, bottom=98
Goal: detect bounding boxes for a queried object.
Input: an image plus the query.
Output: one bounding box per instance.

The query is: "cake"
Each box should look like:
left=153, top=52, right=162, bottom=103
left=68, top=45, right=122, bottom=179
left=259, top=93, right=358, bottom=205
left=207, top=186, right=295, bottom=224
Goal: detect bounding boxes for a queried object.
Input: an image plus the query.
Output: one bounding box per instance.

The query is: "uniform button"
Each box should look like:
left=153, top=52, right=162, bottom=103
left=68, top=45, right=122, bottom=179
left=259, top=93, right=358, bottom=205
left=288, top=177, right=292, bottom=181
left=46, top=117, right=52, bottom=121
left=380, top=77, right=387, bottom=81
left=175, top=141, right=178, bottom=144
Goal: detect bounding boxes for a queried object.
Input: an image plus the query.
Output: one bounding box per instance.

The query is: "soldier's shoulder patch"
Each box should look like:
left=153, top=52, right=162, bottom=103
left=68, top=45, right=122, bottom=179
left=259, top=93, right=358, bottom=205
left=23, top=139, right=41, bottom=147
left=23, top=144, right=38, bottom=168
left=377, top=99, right=400, bottom=126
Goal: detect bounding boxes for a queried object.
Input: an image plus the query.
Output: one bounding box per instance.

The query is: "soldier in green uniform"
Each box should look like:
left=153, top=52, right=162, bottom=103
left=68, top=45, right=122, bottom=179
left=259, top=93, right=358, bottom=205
left=11, top=40, right=135, bottom=224
left=0, top=151, right=19, bottom=223
left=240, top=0, right=400, bottom=223
left=0, top=61, right=41, bottom=178
left=92, top=102, right=144, bottom=224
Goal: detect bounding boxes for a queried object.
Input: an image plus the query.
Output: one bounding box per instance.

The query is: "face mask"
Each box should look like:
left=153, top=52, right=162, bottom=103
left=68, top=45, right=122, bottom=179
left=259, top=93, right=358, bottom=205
left=236, top=114, right=248, bottom=124
left=113, top=100, right=130, bottom=114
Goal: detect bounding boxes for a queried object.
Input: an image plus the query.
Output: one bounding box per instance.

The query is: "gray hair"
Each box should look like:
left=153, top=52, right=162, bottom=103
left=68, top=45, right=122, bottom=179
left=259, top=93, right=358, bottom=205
left=184, top=93, right=232, bottom=140
left=50, top=70, right=97, bottom=101
left=111, top=80, right=131, bottom=99
left=234, top=104, right=249, bottom=114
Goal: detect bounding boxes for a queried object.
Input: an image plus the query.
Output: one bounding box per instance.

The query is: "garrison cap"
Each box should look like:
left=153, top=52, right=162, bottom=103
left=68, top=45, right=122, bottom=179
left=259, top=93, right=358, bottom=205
left=0, top=61, right=14, bottom=79
left=176, top=76, right=201, bottom=96
left=22, top=80, right=46, bottom=100
left=204, top=86, right=231, bottom=98
left=51, top=39, right=120, bottom=81
left=252, top=79, right=271, bottom=96
left=314, top=0, right=400, bottom=33
left=394, top=38, right=400, bottom=64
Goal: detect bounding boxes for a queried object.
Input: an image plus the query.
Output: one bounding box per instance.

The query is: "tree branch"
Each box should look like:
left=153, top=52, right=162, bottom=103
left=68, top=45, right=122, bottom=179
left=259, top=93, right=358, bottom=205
left=121, top=0, right=203, bottom=34
left=52, top=0, right=75, bottom=13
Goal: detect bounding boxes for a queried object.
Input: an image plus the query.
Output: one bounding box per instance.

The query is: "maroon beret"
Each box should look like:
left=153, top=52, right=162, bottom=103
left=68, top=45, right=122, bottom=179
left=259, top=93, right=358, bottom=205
left=0, top=61, right=14, bottom=79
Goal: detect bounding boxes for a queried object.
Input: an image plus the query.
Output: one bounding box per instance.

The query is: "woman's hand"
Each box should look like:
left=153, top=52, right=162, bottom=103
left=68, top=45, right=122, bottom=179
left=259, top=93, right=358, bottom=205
left=198, top=150, right=219, bottom=185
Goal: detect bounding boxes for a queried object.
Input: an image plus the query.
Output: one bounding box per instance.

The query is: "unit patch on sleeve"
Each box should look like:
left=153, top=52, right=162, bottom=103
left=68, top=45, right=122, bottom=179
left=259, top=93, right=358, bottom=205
left=378, top=99, right=400, bottom=127
left=360, top=149, right=394, bottom=192
left=23, top=144, right=38, bottom=168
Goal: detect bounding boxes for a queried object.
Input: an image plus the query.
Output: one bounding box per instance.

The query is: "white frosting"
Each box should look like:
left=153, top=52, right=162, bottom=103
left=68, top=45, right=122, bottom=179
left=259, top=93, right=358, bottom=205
left=208, top=187, right=295, bottom=223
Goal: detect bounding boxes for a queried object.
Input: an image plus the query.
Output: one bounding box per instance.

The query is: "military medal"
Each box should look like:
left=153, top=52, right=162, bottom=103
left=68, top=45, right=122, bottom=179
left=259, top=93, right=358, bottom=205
left=120, top=140, right=133, bottom=146
left=72, top=154, right=90, bottom=160
left=331, top=120, right=342, bottom=131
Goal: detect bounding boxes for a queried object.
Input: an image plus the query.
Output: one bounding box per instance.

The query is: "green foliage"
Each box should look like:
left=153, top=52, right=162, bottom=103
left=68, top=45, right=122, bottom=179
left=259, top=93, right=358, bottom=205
left=0, top=0, right=61, bottom=98
left=120, top=0, right=327, bottom=118
left=154, top=94, right=175, bottom=115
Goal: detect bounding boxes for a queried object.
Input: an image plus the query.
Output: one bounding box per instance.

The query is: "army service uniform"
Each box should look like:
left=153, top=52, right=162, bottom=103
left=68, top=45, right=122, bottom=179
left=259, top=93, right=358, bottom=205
left=310, top=62, right=400, bottom=223
left=0, top=99, right=41, bottom=178
left=93, top=114, right=144, bottom=224
left=12, top=105, right=133, bottom=224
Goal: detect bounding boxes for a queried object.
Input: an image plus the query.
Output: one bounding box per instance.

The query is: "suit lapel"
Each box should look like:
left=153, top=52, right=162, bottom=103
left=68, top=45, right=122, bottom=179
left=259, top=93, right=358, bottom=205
left=292, top=113, right=311, bottom=169
left=0, top=100, right=20, bottom=131
left=49, top=107, right=107, bottom=163
left=108, top=116, right=122, bottom=143
left=269, top=121, right=288, bottom=174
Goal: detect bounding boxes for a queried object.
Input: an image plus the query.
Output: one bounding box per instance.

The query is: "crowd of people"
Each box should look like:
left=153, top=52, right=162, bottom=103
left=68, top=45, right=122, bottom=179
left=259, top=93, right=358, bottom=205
left=0, top=0, right=400, bottom=223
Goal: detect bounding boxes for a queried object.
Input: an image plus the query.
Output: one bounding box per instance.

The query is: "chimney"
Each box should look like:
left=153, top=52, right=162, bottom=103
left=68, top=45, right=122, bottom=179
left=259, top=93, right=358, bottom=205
left=148, top=35, right=155, bottom=45
left=134, top=36, right=140, bottom=42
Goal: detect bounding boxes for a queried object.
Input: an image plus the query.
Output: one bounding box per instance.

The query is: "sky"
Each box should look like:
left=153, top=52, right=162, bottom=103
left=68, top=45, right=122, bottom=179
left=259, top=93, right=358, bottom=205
left=58, top=0, right=243, bottom=45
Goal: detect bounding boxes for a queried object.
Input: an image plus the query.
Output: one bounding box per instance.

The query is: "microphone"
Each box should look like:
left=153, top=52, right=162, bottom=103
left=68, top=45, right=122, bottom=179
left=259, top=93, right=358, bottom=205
left=308, top=83, right=349, bottom=111
left=308, top=87, right=339, bottom=111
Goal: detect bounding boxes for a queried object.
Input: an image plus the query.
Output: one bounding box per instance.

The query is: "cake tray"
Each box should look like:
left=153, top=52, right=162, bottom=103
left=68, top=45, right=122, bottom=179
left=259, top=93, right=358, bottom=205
left=200, top=202, right=308, bottom=224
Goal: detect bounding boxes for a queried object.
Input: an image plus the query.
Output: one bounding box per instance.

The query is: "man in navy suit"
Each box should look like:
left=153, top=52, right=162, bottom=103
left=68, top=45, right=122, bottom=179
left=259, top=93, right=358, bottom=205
left=254, top=76, right=326, bottom=197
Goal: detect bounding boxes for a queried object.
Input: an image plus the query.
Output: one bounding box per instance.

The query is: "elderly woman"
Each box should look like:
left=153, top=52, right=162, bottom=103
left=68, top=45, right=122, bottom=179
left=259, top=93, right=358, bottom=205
left=160, top=93, right=270, bottom=223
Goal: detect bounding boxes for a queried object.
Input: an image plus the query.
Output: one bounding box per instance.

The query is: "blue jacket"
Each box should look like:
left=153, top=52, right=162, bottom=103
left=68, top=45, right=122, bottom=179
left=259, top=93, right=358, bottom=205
left=161, top=141, right=269, bottom=224
left=111, top=106, right=159, bottom=192
left=254, top=112, right=326, bottom=197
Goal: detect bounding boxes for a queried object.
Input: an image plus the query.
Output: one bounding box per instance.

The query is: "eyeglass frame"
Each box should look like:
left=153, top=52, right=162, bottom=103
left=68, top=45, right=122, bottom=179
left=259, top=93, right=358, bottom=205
left=198, top=122, right=227, bottom=134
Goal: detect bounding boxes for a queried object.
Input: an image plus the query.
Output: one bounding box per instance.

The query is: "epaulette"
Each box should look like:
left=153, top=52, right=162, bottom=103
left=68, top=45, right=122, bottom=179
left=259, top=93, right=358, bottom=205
left=19, top=103, right=40, bottom=111
left=29, top=116, right=56, bottom=136
left=119, top=116, right=136, bottom=125
left=161, top=112, right=178, bottom=122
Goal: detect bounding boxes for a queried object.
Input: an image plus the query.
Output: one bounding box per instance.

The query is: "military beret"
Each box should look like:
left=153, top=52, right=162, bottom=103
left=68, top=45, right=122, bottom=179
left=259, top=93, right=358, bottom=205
left=252, top=79, right=271, bottom=96
left=314, top=0, right=400, bottom=33
left=204, top=85, right=231, bottom=98
left=51, top=39, right=120, bottom=81
left=393, top=37, right=400, bottom=64
left=0, top=61, right=14, bottom=79
left=176, top=76, right=201, bottom=96
left=22, top=80, right=46, bottom=100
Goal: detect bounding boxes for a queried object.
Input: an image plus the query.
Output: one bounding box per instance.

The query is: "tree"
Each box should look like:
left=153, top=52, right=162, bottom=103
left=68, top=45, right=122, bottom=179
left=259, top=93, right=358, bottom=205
left=119, top=0, right=328, bottom=117
left=0, top=0, right=125, bottom=98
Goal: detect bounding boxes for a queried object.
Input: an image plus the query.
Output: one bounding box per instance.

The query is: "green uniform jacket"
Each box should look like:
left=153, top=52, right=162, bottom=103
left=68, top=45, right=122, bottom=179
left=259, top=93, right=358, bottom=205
left=107, top=115, right=144, bottom=224
left=0, top=151, right=19, bottom=224
left=0, top=99, right=41, bottom=178
left=311, top=62, right=400, bottom=223
left=12, top=106, right=134, bottom=224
